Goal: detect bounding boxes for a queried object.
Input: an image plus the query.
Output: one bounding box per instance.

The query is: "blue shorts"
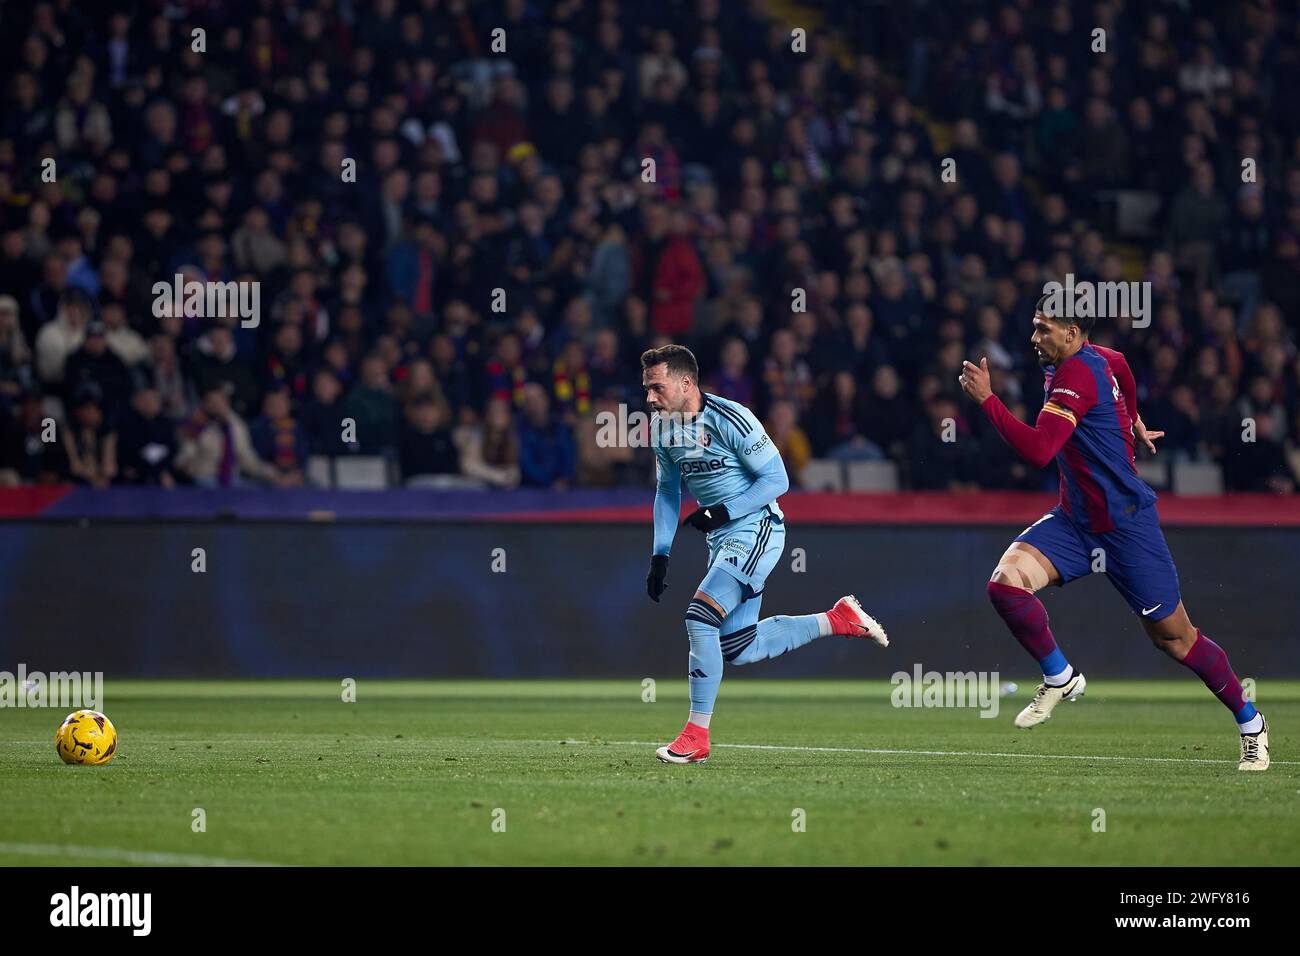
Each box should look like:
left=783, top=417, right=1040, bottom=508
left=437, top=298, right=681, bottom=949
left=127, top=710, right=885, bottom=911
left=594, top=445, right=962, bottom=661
left=1015, top=504, right=1181, bottom=621
left=703, top=508, right=785, bottom=601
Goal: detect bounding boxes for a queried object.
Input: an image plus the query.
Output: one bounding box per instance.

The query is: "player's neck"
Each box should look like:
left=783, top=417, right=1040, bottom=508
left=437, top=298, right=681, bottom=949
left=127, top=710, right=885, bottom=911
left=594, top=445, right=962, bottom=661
left=682, top=391, right=705, bottom=420
left=1061, top=339, right=1087, bottom=363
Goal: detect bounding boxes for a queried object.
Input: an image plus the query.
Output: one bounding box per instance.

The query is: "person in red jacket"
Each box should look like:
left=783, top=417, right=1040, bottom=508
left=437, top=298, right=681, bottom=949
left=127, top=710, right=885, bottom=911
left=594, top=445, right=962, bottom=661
left=632, top=205, right=704, bottom=337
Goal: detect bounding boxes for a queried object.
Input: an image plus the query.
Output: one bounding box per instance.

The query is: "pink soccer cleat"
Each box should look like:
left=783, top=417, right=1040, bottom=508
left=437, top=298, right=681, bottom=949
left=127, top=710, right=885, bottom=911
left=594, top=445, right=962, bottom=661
left=826, top=595, right=889, bottom=646
left=655, top=721, right=711, bottom=764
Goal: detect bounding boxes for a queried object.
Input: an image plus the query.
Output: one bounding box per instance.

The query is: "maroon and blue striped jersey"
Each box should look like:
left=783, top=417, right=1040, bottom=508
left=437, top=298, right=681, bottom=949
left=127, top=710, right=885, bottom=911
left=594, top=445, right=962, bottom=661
left=1039, top=344, right=1157, bottom=532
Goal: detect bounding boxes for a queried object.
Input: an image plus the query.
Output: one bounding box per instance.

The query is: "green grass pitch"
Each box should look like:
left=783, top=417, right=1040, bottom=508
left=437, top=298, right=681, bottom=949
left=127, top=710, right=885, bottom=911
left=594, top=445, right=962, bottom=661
left=1, top=679, right=1296, bottom=866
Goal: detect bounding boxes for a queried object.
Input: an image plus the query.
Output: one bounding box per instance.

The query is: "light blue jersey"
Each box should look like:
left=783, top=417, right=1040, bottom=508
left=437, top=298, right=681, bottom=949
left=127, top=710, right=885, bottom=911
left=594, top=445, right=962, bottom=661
left=651, top=393, right=785, bottom=528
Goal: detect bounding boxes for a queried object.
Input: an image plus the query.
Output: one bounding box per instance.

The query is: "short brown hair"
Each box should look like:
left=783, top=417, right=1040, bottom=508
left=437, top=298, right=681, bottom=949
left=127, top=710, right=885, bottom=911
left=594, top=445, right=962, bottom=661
left=640, top=343, right=699, bottom=383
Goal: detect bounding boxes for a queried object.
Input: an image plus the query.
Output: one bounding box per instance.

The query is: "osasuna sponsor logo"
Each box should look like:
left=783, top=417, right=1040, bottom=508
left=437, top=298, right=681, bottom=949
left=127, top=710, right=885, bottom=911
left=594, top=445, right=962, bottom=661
left=151, top=273, right=260, bottom=327
left=680, top=457, right=726, bottom=474
left=743, top=434, right=770, bottom=456
left=0, top=664, right=102, bottom=709
left=890, top=665, right=1000, bottom=718
left=50, top=886, right=151, bottom=936
left=1040, top=273, right=1151, bottom=328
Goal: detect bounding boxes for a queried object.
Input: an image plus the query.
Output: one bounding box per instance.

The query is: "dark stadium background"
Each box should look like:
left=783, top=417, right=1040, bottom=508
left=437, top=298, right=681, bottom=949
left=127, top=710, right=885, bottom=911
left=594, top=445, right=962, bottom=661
left=0, top=0, right=1297, bottom=677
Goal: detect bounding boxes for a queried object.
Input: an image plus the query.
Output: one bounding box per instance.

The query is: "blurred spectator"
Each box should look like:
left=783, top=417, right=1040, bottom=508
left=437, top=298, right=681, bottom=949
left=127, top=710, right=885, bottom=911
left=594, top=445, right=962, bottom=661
left=455, top=396, right=520, bottom=489
left=518, top=383, right=575, bottom=489
left=705, top=336, right=756, bottom=407
left=176, top=386, right=278, bottom=487
left=0, top=392, right=65, bottom=484
left=909, top=396, right=979, bottom=491
left=64, top=321, right=132, bottom=421
left=0, top=295, right=35, bottom=406
left=809, top=369, right=881, bottom=461
left=100, top=302, right=149, bottom=368
left=250, top=389, right=307, bottom=485
left=302, top=369, right=351, bottom=457
left=576, top=396, right=636, bottom=487
left=634, top=204, right=705, bottom=337
left=186, top=325, right=259, bottom=419
left=65, top=388, right=116, bottom=488
left=117, top=386, right=176, bottom=487
left=344, top=354, right=400, bottom=455
left=766, top=399, right=812, bottom=484
left=34, top=290, right=90, bottom=389
left=399, top=395, right=458, bottom=481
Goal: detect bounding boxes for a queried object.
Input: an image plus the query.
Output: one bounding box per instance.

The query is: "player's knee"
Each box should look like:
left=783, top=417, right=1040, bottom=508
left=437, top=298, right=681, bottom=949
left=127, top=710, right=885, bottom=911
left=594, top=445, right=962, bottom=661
left=989, top=548, right=1050, bottom=594
left=987, top=572, right=1021, bottom=594
left=1147, top=630, right=1190, bottom=660
left=1144, top=620, right=1196, bottom=659
left=684, top=597, right=725, bottom=635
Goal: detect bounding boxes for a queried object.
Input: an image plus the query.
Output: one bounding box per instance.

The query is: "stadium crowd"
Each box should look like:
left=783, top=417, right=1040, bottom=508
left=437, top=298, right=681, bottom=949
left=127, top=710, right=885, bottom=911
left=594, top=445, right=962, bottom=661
left=1, top=0, right=1299, bottom=493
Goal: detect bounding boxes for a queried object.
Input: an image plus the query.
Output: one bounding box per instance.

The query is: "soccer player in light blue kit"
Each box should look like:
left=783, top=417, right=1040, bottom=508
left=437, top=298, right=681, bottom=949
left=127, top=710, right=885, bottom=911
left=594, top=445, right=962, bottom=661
left=641, top=345, right=888, bottom=763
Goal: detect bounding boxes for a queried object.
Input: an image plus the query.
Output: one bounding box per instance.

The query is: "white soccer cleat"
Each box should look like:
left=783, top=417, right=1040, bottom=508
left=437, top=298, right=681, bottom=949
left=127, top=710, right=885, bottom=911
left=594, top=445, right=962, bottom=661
left=1014, top=672, right=1087, bottom=728
left=827, top=595, right=888, bottom=647
left=1238, top=717, right=1270, bottom=772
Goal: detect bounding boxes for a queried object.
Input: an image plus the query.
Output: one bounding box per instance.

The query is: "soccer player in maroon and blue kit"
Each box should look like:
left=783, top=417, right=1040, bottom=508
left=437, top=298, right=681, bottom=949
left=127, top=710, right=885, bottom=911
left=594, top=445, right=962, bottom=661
left=959, top=296, right=1269, bottom=770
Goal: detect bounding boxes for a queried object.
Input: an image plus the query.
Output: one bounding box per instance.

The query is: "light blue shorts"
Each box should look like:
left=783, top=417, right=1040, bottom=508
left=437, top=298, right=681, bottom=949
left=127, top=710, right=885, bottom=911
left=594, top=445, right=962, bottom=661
left=704, top=508, right=785, bottom=601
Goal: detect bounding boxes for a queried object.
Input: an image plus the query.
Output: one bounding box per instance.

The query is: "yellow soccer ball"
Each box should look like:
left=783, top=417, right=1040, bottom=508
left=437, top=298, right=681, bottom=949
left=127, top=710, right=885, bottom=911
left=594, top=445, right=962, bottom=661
left=55, top=710, right=118, bottom=765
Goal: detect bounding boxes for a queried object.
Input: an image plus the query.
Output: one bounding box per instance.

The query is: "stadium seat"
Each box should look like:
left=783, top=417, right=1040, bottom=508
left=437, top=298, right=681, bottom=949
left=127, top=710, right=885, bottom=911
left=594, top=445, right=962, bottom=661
left=1135, top=459, right=1169, bottom=490
left=333, top=456, right=391, bottom=491
left=846, top=460, right=900, bottom=492
left=305, top=455, right=334, bottom=489
left=1171, top=461, right=1224, bottom=495
left=799, top=460, right=845, bottom=492
left=1097, top=189, right=1162, bottom=238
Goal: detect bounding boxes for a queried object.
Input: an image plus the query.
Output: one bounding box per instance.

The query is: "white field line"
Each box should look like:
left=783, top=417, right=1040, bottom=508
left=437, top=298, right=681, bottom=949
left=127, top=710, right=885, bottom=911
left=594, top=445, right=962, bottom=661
left=546, top=739, right=1297, bottom=766
left=0, top=842, right=282, bottom=867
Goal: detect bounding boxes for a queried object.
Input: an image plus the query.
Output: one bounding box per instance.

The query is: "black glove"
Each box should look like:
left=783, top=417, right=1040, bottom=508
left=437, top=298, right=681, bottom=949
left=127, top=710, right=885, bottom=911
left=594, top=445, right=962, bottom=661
left=647, top=554, right=669, bottom=602
left=682, top=503, right=731, bottom=533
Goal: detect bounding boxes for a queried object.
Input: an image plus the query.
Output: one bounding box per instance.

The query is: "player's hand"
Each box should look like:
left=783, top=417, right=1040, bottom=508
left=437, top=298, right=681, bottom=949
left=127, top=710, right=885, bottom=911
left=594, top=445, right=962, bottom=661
left=958, top=357, right=992, bottom=404
left=646, top=555, right=669, bottom=602
left=682, top=503, right=731, bottom=533
left=1134, top=417, right=1165, bottom=454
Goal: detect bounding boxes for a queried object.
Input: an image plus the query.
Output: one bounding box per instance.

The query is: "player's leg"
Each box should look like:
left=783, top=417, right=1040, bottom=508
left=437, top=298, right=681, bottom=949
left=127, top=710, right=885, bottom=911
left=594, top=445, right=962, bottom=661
left=988, top=510, right=1089, bottom=727
left=679, top=513, right=778, bottom=725
left=720, top=522, right=820, bottom=665
left=1101, top=508, right=1269, bottom=770
left=724, top=522, right=886, bottom=664
left=1141, top=606, right=1268, bottom=770
left=655, top=566, right=743, bottom=764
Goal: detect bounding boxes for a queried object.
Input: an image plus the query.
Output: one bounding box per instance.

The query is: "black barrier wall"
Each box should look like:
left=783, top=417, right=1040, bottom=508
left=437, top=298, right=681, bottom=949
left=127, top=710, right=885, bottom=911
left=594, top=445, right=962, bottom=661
left=1, top=522, right=1297, bottom=677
